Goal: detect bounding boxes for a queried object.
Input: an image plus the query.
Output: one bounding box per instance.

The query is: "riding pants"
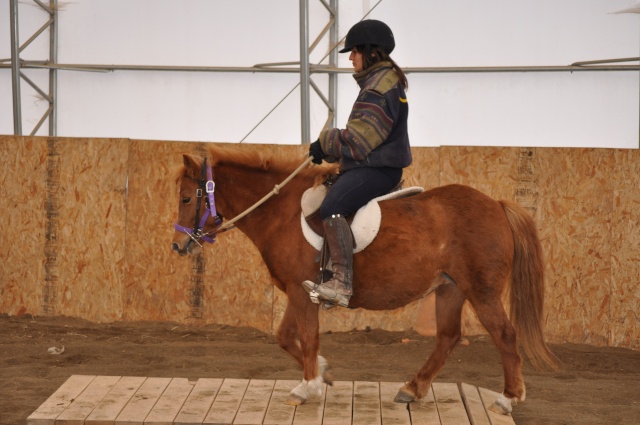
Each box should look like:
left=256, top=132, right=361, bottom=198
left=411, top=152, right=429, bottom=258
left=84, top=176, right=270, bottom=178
left=319, top=166, right=402, bottom=220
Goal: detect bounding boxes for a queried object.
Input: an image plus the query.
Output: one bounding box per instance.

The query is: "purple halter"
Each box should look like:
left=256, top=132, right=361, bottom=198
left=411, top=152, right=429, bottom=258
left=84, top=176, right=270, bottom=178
left=174, top=158, right=222, bottom=244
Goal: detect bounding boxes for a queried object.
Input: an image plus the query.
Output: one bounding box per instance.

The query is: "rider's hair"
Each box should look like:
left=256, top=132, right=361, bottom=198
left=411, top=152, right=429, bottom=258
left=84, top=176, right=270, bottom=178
left=357, top=45, right=408, bottom=91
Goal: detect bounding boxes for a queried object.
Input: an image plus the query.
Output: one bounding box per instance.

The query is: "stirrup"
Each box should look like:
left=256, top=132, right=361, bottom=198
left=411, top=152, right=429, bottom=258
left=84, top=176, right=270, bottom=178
left=301, top=280, right=350, bottom=308
left=315, top=283, right=351, bottom=308
left=302, top=280, right=322, bottom=304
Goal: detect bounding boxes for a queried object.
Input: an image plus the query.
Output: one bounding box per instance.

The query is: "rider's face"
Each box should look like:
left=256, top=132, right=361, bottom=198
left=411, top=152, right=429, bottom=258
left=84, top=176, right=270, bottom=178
left=349, top=48, right=364, bottom=73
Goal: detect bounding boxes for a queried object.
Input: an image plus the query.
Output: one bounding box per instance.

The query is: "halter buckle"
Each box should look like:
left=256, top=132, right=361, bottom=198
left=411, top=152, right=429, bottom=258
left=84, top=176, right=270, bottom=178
left=196, top=188, right=203, bottom=197
left=206, top=180, right=215, bottom=193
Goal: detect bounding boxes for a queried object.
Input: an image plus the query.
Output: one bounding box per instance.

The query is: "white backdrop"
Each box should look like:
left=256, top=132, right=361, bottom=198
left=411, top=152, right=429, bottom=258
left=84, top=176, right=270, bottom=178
left=1, top=0, right=638, bottom=147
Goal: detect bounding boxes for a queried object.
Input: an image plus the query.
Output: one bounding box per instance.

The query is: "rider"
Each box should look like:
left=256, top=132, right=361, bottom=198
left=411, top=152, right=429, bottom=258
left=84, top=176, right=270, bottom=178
left=302, top=19, right=412, bottom=308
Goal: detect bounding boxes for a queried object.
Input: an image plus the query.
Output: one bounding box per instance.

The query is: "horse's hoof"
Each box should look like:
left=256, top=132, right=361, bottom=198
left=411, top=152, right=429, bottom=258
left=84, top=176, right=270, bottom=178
left=322, top=369, right=335, bottom=386
left=284, top=394, right=306, bottom=406
left=287, top=377, right=324, bottom=406
left=488, top=394, right=513, bottom=415
left=394, top=389, right=416, bottom=404
left=318, top=355, right=334, bottom=386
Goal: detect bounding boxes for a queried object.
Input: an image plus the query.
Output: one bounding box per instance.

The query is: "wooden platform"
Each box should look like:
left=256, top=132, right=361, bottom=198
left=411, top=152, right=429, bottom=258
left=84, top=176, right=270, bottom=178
left=27, top=375, right=517, bottom=425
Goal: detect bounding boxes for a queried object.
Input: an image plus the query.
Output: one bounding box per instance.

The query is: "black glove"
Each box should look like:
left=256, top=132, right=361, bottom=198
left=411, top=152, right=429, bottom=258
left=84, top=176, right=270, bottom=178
left=309, top=140, right=325, bottom=164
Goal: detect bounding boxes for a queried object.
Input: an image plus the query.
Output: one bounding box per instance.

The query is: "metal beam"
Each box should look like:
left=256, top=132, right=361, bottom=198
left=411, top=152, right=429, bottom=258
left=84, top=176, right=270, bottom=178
left=328, top=0, right=338, bottom=129
left=7, top=0, right=58, bottom=136
left=299, top=0, right=311, bottom=145
left=49, top=0, right=58, bottom=136
left=4, top=62, right=637, bottom=74
left=10, top=0, right=22, bottom=135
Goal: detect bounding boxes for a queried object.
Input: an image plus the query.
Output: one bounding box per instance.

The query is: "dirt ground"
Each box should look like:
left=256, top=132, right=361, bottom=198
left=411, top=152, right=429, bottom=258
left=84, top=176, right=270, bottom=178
left=1, top=314, right=638, bottom=425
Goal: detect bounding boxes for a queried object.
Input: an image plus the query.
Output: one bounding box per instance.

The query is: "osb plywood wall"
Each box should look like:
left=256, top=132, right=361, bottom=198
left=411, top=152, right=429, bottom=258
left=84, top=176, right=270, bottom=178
left=0, top=136, right=637, bottom=349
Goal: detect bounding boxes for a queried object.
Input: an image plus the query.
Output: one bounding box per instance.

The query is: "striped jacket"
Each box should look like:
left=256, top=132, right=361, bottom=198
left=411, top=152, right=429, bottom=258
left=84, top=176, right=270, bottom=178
left=319, top=61, right=412, bottom=171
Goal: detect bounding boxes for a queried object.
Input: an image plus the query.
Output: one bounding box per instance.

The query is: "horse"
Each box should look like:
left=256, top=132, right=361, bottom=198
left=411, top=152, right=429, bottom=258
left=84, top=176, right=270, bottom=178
left=171, top=144, right=558, bottom=414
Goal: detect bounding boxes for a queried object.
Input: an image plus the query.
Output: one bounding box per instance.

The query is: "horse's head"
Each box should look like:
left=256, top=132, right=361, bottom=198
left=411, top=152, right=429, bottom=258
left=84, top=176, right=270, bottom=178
left=171, top=154, right=222, bottom=256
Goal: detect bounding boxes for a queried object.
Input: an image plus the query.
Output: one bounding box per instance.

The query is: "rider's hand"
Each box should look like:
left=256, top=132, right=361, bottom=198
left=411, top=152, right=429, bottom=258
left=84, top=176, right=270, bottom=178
left=309, top=140, right=325, bottom=165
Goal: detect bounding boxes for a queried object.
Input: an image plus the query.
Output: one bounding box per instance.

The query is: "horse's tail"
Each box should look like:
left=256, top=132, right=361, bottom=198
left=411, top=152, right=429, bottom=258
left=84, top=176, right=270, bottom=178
left=500, top=200, right=559, bottom=370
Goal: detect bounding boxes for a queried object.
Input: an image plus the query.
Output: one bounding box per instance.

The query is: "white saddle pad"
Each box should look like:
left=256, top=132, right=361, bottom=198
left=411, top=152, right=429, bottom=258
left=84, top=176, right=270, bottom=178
left=300, top=186, right=424, bottom=253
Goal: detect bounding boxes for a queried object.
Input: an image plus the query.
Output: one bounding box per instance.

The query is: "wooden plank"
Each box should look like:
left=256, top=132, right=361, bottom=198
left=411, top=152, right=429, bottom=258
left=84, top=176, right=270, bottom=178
left=477, top=388, right=517, bottom=425
left=145, top=378, right=194, bottom=425
left=262, top=380, right=298, bottom=425
left=292, top=382, right=326, bottom=425
left=86, top=376, right=147, bottom=425
left=27, top=375, right=97, bottom=425
left=352, top=381, right=380, bottom=425
left=322, top=381, right=353, bottom=425
left=32, top=376, right=523, bottom=425
left=55, top=375, right=121, bottom=424
left=203, top=378, right=249, bottom=425
left=460, top=383, right=491, bottom=425
left=174, top=378, right=224, bottom=425
left=432, top=382, right=470, bottom=425
left=379, top=382, right=410, bottom=425
left=115, top=377, right=172, bottom=425
left=233, top=380, right=276, bottom=425
left=408, top=385, right=440, bottom=425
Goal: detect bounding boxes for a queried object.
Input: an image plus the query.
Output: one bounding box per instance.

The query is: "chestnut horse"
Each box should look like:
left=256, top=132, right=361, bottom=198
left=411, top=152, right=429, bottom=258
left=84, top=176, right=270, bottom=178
left=171, top=144, right=557, bottom=414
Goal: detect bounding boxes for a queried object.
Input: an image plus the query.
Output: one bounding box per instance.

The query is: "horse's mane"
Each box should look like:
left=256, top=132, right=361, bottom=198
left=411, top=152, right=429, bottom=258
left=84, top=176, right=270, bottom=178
left=208, top=144, right=304, bottom=173
left=175, top=143, right=337, bottom=186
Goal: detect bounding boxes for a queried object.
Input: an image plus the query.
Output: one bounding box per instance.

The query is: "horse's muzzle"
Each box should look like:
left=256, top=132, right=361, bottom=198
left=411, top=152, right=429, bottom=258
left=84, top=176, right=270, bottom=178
left=171, top=233, right=201, bottom=256
left=171, top=242, right=188, bottom=256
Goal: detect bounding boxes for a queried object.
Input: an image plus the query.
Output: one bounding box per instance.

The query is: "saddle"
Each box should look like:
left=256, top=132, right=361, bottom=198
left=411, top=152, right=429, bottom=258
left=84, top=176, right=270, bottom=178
left=300, top=178, right=424, bottom=253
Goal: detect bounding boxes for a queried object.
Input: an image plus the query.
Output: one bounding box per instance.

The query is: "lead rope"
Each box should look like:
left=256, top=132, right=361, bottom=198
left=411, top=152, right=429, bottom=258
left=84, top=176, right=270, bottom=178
left=205, top=156, right=314, bottom=237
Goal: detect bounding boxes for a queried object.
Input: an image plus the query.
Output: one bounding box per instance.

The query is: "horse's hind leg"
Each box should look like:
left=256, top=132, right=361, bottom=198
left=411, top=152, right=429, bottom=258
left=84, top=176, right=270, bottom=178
left=395, top=281, right=465, bottom=403
left=468, top=294, right=524, bottom=414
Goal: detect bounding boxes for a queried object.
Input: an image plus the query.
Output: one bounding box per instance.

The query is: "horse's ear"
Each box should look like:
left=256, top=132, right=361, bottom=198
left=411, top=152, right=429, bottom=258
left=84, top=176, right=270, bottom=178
left=182, top=154, right=200, bottom=180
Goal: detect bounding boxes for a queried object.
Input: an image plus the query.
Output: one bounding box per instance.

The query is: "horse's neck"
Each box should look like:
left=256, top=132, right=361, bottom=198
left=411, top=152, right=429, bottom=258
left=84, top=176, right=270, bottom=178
left=216, top=164, right=307, bottom=236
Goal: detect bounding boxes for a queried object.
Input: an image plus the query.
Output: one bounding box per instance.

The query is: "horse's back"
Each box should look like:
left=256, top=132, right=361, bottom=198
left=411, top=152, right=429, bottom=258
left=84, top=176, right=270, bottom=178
left=378, top=183, right=514, bottom=258
left=384, top=184, right=508, bottom=224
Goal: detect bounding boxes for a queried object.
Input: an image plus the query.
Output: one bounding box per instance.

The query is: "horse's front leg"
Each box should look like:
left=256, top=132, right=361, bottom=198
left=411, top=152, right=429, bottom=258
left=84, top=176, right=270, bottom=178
left=283, top=286, right=327, bottom=405
left=276, top=302, right=304, bottom=368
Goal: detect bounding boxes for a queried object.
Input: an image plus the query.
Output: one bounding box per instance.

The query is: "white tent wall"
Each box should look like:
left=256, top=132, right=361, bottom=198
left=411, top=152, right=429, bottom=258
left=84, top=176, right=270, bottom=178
left=1, top=0, right=638, bottom=147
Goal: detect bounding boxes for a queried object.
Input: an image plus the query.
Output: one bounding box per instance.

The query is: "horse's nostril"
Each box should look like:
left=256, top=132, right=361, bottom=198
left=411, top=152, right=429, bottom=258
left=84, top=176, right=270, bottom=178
left=171, top=243, right=180, bottom=252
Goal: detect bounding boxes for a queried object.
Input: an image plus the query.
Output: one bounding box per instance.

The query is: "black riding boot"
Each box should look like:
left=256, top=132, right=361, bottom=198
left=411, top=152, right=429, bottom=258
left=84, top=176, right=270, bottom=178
left=302, top=214, right=353, bottom=307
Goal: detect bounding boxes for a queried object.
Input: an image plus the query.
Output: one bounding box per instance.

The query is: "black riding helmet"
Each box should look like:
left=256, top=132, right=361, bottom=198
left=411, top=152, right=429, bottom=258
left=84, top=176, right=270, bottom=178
left=339, top=19, right=395, bottom=54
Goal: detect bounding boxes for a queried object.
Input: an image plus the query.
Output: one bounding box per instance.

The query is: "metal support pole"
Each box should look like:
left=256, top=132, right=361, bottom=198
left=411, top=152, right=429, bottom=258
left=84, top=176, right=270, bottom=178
left=328, top=0, right=338, bottom=129
left=49, top=0, right=58, bottom=136
left=10, top=0, right=22, bottom=135
left=299, top=0, right=311, bottom=144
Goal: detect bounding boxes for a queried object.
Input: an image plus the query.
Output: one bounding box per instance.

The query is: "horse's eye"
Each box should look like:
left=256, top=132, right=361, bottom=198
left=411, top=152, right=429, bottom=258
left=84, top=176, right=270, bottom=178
left=182, top=197, right=191, bottom=204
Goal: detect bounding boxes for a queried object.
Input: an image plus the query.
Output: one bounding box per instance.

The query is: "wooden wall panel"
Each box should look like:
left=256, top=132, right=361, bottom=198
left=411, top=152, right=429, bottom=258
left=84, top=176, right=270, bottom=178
left=0, top=136, right=128, bottom=321
left=440, top=146, right=519, bottom=200
left=536, top=148, right=614, bottom=346
left=0, top=136, right=637, bottom=349
left=53, top=138, right=128, bottom=321
left=0, top=136, right=47, bottom=316
left=610, top=149, right=640, bottom=347
left=124, top=139, right=193, bottom=322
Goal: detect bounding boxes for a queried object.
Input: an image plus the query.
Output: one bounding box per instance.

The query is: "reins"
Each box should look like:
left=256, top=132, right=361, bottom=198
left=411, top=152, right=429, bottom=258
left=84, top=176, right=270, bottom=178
left=203, top=155, right=314, bottom=239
